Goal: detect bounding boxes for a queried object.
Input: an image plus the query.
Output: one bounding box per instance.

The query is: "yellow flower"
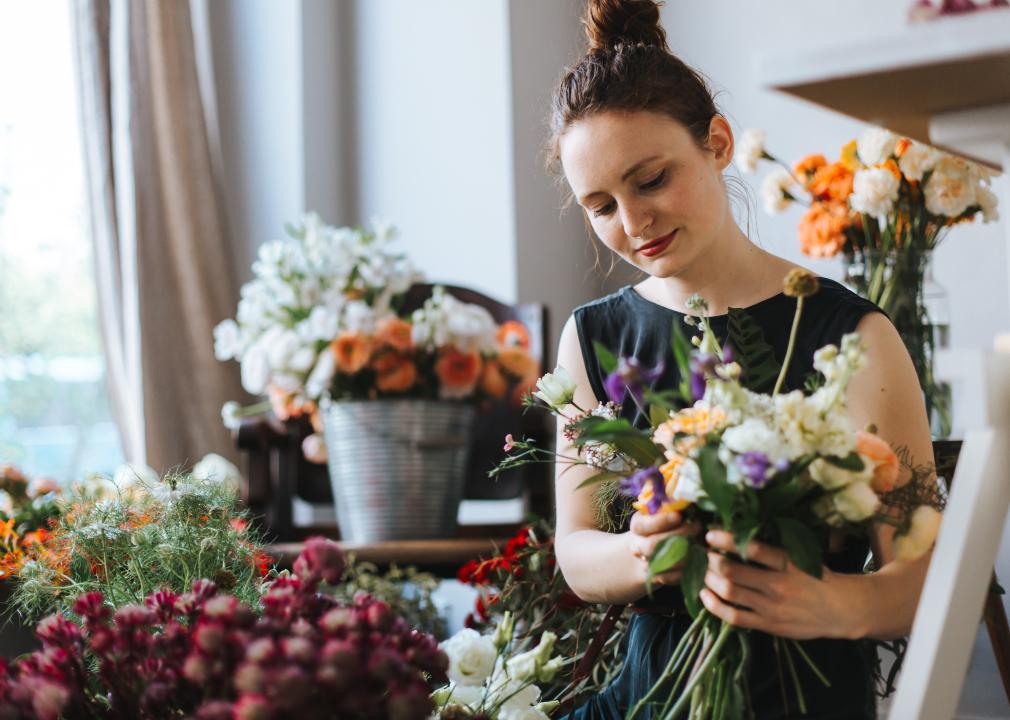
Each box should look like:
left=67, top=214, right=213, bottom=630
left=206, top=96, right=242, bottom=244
left=840, top=139, right=861, bottom=171
left=654, top=406, right=728, bottom=443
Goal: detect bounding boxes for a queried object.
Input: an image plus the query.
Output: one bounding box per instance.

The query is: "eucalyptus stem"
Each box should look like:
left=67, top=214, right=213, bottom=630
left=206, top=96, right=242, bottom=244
left=664, top=621, right=734, bottom=720
left=772, top=296, right=804, bottom=396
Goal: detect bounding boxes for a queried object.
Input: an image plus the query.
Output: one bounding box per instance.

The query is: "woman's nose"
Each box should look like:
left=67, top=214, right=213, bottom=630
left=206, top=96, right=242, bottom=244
left=619, top=202, right=653, bottom=240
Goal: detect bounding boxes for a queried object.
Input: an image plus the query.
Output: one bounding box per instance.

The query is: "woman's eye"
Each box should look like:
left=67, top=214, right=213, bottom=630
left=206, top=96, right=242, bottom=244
left=640, top=170, right=666, bottom=191
left=591, top=202, right=615, bottom=218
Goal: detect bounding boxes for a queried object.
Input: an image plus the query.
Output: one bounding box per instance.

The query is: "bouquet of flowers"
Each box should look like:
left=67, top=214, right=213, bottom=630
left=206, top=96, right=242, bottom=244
left=431, top=612, right=563, bottom=719
left=457, top=521, right=627, bottom=707
left=0, top=465, right=61, bottom=581
left=499, top=269, right=943, bottom=719
left=0, top=537, right=448, bottom=720
left=214, top=215, right=538, bottom=461
left=737, top=127, right=999, bottom=436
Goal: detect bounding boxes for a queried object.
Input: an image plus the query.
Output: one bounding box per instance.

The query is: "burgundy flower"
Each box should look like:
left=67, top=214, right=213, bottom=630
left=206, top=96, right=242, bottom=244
left=292, top=536, right=346, bottom=586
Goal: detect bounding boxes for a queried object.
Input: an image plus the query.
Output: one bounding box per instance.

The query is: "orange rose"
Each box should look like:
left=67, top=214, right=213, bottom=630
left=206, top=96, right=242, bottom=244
left=372, top=352, right=417, bottom=393
left=497, top=320, right=531, bottom=350
left=794, top=154, right=827, bottom=183
left=856, top=431, right=901, bottom=493
left=480, top=359, right=509, bottom=399
left=797, top=202, right=852, bottom=258
left=809, top=162, right=854, bottom=203
left=497, top=347, right=539, bottom=379
left=435, top=348, right=482, bottom=398
left=331, top=332, right=372, bottom=374
left=374, top=316, right=414, bottom=353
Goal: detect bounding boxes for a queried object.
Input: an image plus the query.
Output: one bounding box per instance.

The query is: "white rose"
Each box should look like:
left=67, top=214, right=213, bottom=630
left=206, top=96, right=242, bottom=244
left=850, top=167, right=900, bottom=217
left=440, top=629, right=497, bottom=686
left=894, top=506, right=943, bottom=561
left=977, top=184, right=999, bottom=223
left=832, top=481, right=880, bottom=522
left=735, top=129, right=766, bottom=174
left=925, top=156, right=976, bottom=218
left=304, top=350, right=336, bottom=400
left=213, top=319, right=243, bottom=361
left=191, top=453, right=242, bottom=493
left=808, top=457, right=871, bottom=490
left=898, top=142, right=940, bottom=182
left=533, top=367, right=577, bottom=410
left=856, top=128, right=898, bottom=165
left=761, top=166, right=796, bottom=215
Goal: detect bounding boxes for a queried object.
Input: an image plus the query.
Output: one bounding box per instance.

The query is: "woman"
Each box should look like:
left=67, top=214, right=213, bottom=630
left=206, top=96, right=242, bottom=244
left=550, top=1, right=937, bottom=717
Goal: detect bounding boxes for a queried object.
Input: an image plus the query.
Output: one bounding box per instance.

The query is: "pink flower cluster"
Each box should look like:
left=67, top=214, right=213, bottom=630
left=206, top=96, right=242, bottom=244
left=0, top=537, right=448, bottom=720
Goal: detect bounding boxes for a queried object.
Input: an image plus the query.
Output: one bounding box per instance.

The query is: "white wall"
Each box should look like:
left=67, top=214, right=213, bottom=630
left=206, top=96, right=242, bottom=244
left=656, top=2, right=1009, bottom=717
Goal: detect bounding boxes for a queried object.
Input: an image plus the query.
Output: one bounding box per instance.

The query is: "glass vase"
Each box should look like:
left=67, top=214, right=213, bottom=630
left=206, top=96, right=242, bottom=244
left=841, top=248, right=952, bottom=438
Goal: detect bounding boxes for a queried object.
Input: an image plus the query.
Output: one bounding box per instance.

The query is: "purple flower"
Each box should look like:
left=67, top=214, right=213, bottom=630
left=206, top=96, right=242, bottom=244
left=689, top=353, right=718, bottom=401
left=736, top=451, right=773, bottom=488
left=722, top=344, right=734, bottom=364
left=604, top=357, right=664, bottom=406
left=619, top=466, right=668, bottom=514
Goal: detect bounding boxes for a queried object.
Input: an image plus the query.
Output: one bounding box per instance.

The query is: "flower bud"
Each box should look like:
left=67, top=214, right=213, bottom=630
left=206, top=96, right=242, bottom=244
left=292, top=536, right=345, bottom=586
left=491, top=611, right=514, bottom=651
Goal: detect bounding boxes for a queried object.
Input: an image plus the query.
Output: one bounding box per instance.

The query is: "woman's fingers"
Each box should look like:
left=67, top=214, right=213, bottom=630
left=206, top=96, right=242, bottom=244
left=632, top=524, right=702, bottom=559
left=705, top=529, right=791, bottom=572
left=630, top=510, right=683, bottom=536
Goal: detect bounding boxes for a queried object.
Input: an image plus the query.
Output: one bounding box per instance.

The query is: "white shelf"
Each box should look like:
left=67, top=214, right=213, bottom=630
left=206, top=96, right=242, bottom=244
left=759, top=9, right=1010, bottom=168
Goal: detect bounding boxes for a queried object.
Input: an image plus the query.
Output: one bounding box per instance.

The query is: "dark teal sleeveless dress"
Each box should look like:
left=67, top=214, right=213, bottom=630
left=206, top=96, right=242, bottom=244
left=565, top=278, right=883, bottom=719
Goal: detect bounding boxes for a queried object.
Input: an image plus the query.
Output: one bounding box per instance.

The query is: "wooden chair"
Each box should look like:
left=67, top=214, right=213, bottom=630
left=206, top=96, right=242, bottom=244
left=933, top=439, right=1010, bottom=708
left=235, top=283, right=552, bottom=555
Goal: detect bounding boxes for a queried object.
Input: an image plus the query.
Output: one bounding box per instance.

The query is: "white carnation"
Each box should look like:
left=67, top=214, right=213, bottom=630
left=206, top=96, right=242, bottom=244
left=856, top=128, right=898, bottom=165
left=898, top=142, right=940, bottom=182
left=761, top=167, right=796, bottom=215
left=925, top=156, right=976, bottom=218
left=850, top=167, right=900, bottom=217
left=440, top=629, right=497, bottom=687
left=735, top=129, right=766, bottom=174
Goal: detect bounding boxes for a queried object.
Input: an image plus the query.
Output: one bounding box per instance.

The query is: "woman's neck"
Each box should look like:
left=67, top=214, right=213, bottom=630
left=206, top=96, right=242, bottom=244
left=634, top=227, right=797, bottom=315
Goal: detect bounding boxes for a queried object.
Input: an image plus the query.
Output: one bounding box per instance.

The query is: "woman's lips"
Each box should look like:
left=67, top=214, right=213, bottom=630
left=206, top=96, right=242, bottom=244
left=637, top=230, right=677, bottom=257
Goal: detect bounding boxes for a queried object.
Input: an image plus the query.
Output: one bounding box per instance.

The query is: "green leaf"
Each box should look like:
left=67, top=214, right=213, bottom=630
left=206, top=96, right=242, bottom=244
left=681, top=542, right=709, bottom=618
left=726, top=307, right=781, bottom=394
left=575, top=471, right=622, bottom=491
left=733, top=524, right=760, bottom=562
left=594, top=341, right=618, bottom=375
left=697, top=445, right=735, bottom=528
left=774, top=517, right=823, bottom=579
left=572, top=419, right=665, bottom=466
left=759, top=479, right=813, bottom=519
left=649, top=403, right=669, bottom=429
left=645, top=535, right=689, bottom=595
left=670, top=320, right=695, bottom=403
left=825, top=452, right=865, bottom=472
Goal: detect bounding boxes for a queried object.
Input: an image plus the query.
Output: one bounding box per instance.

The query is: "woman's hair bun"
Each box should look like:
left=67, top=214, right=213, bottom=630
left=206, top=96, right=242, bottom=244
left=583, top=0, right=668, bottom=52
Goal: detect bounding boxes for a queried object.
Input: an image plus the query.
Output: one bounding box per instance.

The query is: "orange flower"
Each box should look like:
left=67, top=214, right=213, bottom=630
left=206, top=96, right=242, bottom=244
left=794, top=154, right=827, bottom=182
left=497, top=347, right=538, bottom=379
left=435, top=348, right=482, bottom=399
left=856, top=431, right=902, bottom=493
left=480, top=359, right=509, bottom=399
left=372, top=352, right=418, bottom=393
left=809, top=162, right=854, bottom=203
left=894, top=138, right=912, bottom=158
left=374, top=316, right=414, bottom=353
left=331, top=332, right=372, bottom=374
left=839, top=139, right=860, bottom=171
left=497, top=321, right=531, bottom=350
left=882, top=158, right=902, bottom=180
left=511, top=373, right=538, bottom=407
left=268, top=386, right=315, bottom=421
left=797, top=202, right=852, bottom=258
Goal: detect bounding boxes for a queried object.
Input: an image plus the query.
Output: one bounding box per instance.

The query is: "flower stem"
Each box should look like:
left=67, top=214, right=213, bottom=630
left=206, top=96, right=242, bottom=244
left=626, top=611, right=706, bottom=720
left=788, top=639, right=831, bottom=688
left=773, top=296, right=805, bottom=396
left=664, top=621, right=735, bottom=720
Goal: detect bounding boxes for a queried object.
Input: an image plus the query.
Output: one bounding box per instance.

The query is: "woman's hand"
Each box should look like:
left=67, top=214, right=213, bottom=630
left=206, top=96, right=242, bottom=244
left=627, top=510, right=702, bottom=589
left=700, top=530, right=867, bottom=640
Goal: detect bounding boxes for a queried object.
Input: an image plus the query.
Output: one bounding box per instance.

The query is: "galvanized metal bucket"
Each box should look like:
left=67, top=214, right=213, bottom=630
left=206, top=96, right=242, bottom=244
left=321, top=399, right=476, bottom=542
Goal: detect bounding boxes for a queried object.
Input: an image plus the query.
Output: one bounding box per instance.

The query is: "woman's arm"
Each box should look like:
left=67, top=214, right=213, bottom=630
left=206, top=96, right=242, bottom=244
left=553, top=315, right=694, bottom=605
left=700, top=311, right=938, bottom=640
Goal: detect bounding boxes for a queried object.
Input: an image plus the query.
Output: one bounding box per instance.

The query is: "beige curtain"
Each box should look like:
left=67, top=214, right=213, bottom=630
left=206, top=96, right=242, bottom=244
left=72, top=0, right=246, bottom=471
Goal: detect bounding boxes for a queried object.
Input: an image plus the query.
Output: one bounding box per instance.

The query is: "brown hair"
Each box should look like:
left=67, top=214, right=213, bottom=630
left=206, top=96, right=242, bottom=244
left=548, top=0, right=720, bottom=174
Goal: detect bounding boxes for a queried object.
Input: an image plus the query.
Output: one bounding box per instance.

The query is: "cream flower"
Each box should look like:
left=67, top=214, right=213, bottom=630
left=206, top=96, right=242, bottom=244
left=808, top=457, right=871, bottom=490
left=761, top=166, right=796, bottom=214
left=898, top=142, right=940, bottom=182
left=856, top=128, right=898, bottom=165
left=191, top=454, right=242, bottom=493
left=832, top=481, right=880, bottom=522
left=440, top=628, right=498, bottom=687
left=221, top=401, right=243, bottom=431
left=533, top=366, right=577, bottom=410
left=977, top=184, right=1000, bottom=223
left=925, top=156, right=976, bottom=217
left=850, top=167, right=900, bottom=217
left=213, top=319, right=243, bottom=361
left=894, top=506, right=943, bottom=561
left=735, top=129, right=766, bottom=174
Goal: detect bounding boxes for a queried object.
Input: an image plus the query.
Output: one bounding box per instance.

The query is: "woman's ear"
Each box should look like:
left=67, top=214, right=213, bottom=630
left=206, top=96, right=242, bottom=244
left=707, top=115, right=734, bottom=172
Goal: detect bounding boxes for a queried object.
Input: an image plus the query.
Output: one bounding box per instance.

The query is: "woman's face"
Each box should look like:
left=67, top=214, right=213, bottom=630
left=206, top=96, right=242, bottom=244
left=559, top=110, right=734, bottom=278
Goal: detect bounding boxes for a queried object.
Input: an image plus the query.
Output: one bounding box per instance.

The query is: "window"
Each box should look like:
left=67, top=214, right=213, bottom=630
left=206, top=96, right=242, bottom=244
left=0, top=3, right=123, bottom=480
